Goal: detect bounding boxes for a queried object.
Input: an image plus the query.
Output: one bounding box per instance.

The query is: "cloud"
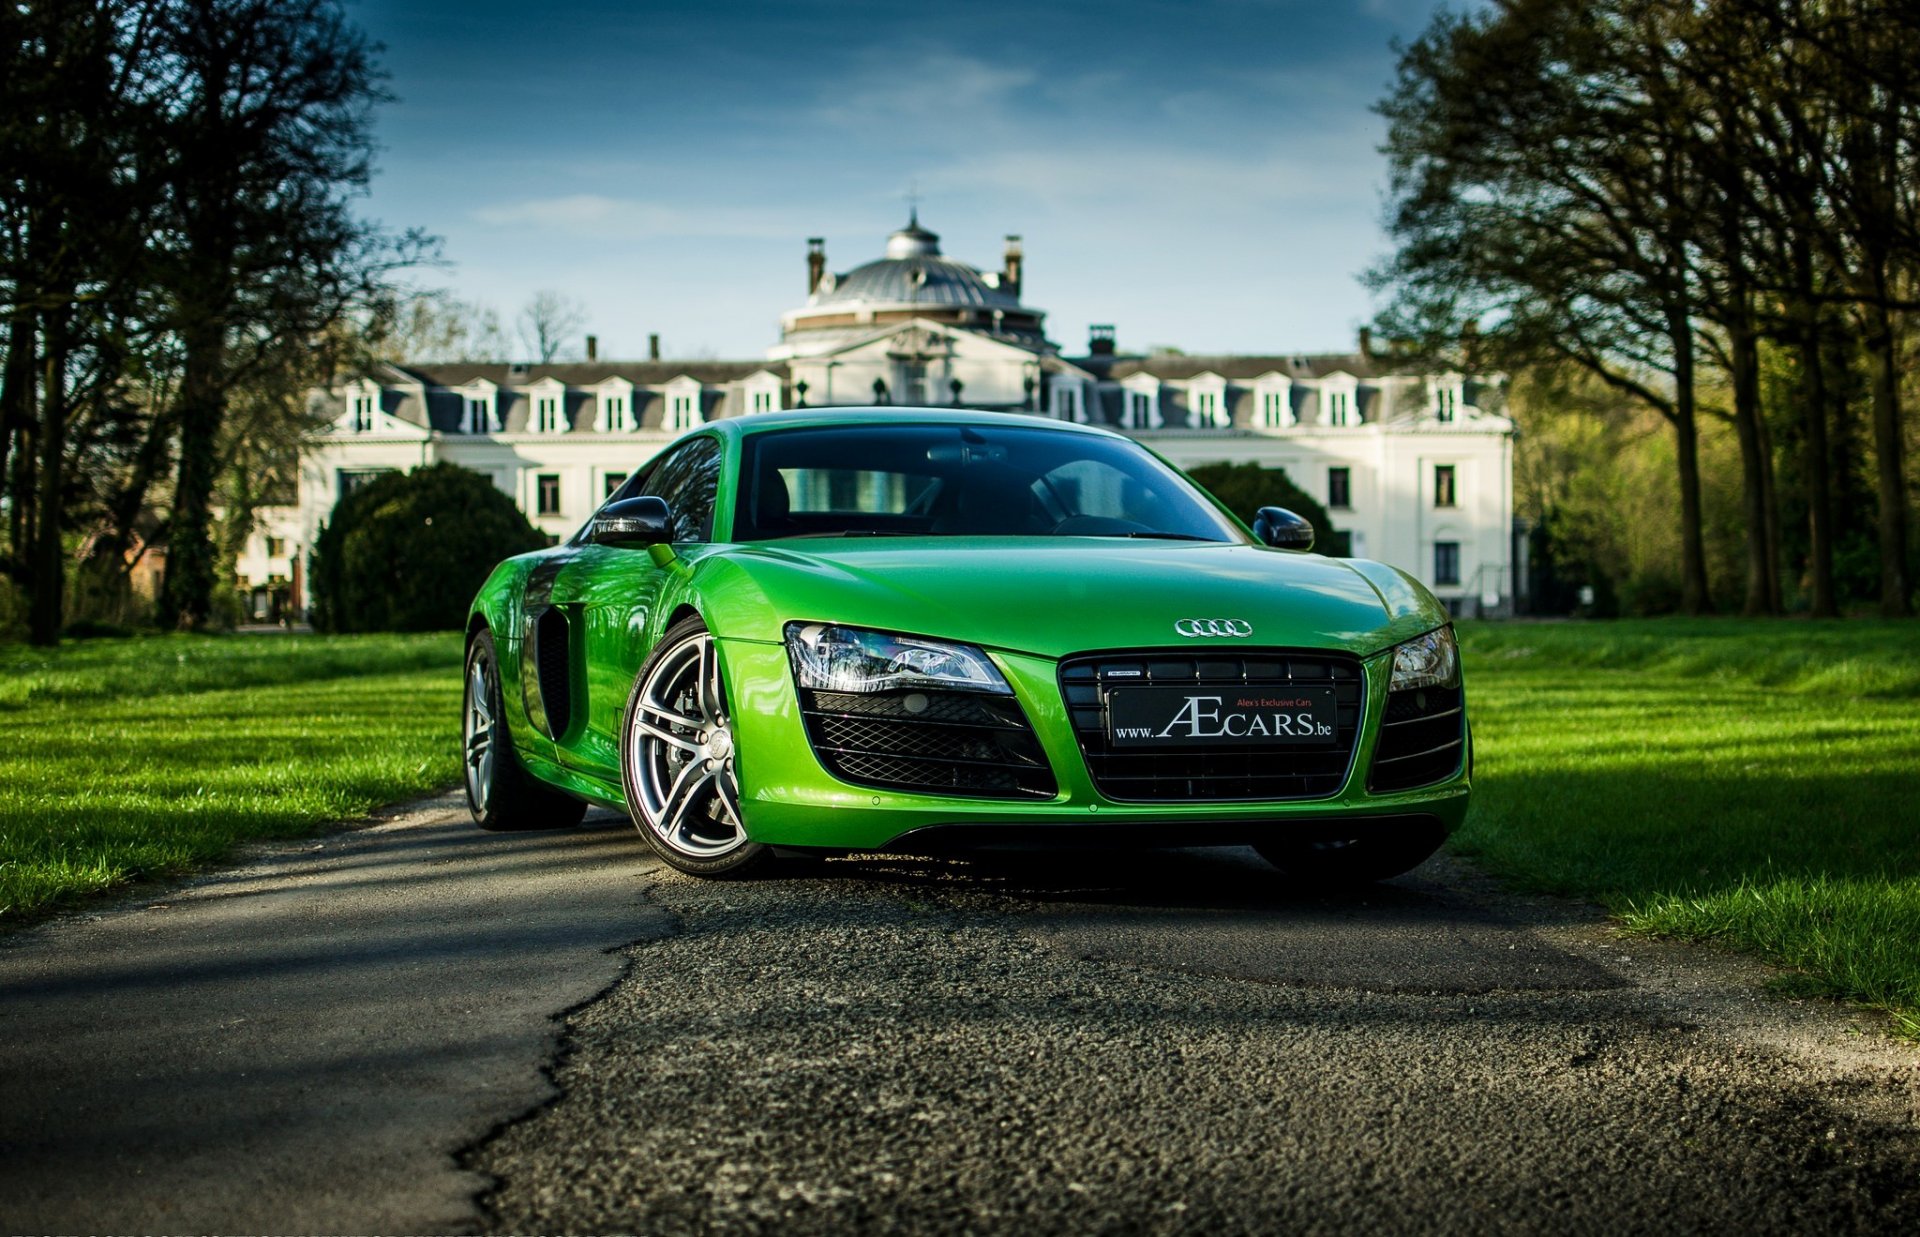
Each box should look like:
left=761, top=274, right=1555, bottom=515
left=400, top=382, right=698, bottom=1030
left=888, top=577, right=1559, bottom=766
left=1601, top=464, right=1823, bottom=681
left=809, top=53, right=1039, bottom=130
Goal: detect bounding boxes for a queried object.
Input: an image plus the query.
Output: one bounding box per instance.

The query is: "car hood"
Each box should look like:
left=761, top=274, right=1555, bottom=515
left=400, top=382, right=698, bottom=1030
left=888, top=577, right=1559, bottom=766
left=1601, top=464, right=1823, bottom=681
left=695, top=537, right=1445, bottom=660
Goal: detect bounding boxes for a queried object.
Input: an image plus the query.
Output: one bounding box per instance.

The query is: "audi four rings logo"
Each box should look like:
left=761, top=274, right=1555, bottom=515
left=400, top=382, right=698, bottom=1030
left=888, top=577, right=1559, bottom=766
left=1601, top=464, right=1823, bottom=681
left=1174, top=618, right=1254, bottom=638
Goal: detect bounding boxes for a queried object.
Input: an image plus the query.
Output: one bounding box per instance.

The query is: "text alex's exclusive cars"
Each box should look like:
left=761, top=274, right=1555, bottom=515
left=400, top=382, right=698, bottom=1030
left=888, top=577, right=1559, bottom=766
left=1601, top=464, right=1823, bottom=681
left=463, top=409, right=1470, bottom=879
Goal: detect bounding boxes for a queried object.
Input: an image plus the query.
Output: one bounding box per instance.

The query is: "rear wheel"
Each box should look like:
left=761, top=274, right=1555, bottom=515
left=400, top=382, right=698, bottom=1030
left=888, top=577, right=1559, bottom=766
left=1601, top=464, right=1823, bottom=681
left=465, top=629, right=588, bottom=831
left=620, top=617, right=769, bottom=877
left=1253, top=819, right=1445, bottom=885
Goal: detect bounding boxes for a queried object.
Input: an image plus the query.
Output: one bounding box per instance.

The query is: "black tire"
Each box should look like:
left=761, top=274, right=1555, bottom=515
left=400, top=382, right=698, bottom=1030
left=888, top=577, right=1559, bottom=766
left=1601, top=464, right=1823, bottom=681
left=1253, top=818, right=1446, bottom=885
left=464, top=628, right=589, bottom=831
left=619, top=615, right=770, bottom=877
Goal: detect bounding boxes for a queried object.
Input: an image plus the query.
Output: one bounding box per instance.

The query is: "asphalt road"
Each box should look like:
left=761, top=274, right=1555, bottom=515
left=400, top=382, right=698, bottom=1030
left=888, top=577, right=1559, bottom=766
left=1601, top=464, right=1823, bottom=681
left=0, top=793, right=668, bottom=1235
left=3, top=798, right=1917, bottom=1234
left=476, top=845, right=1920, bottom=1235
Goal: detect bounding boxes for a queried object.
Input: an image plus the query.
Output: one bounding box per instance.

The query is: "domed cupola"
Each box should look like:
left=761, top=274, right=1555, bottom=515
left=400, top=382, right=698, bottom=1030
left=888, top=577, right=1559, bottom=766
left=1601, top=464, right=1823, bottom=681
left=771, top=216, right=1053, bottom=360
left=884, top=210, right=941, bottom=259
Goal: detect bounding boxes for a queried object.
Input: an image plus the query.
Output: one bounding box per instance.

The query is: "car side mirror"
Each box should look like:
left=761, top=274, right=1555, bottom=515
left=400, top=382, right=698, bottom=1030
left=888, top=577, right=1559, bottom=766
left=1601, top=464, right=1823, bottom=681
left=588, top=495, right=673, bottom=547
left=1252, top=506, right=1314, bottom=551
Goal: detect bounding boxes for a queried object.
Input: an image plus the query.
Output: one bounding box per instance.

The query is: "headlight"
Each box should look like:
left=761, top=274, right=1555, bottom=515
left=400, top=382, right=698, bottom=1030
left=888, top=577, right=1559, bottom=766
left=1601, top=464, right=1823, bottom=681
left=785, top=623, right=1012, bottom=695
left=1389, top=626, right=1460, bottom=692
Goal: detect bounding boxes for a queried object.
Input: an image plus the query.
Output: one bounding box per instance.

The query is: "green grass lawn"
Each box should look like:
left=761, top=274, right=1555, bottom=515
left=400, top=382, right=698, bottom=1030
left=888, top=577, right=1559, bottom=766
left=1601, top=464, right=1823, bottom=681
left=0, top=632, right=464, bottom=920
left=1457, top=619, right=1920, bottom=1037
left=6, top=620, right=1917, bottom=1041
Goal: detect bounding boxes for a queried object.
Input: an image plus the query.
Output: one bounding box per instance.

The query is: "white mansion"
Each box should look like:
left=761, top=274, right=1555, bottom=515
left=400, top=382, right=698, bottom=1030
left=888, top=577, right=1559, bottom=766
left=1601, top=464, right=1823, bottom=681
left=241, top=215, right=1516, bottom=620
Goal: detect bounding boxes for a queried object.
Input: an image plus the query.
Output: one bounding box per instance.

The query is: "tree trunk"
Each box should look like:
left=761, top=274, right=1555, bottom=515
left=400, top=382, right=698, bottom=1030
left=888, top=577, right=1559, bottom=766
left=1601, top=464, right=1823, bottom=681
left=1727, top=320, right=1776, bottom=615
left=1668, top=307, right=1711, bottom=614
left=1863, top=299, right=1912, bottom=617
left=28, top=309, right=67, bottom=645
left=161, top=324, right=227, bottom=630
left=1796, top=322, right=1838, bottom=617
left=0, top=311, right=34, bottom=530
left=6, top=325, right=38, bottom=581
left=1757, top=406, right=1783, bottom=613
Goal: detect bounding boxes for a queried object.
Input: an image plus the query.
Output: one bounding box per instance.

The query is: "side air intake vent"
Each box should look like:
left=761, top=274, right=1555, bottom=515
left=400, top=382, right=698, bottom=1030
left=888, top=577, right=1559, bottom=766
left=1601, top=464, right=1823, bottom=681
left=534, top=607, right=573, bottom=739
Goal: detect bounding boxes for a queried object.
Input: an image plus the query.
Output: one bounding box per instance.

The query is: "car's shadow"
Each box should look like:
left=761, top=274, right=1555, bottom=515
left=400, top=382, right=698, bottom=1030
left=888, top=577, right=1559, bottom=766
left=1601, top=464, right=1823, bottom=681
left=749, top=842, right=1627, bottom=995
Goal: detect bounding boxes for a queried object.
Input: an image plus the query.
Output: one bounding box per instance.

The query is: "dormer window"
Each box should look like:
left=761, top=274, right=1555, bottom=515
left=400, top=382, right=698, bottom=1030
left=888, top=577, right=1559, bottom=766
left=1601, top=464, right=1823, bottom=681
left=457, top=379, right=498, bottom=434
left=665, top=376, right=704, bottom=431
left=527, top=377, right=567, bottom=435
left=1119, top=373, right=1162, bottom=430
left=596, top=377, right=635, bottom=432
left=1047, top=376, right=1087, bottom=423
left=351, top=388, right=377, bottom=432
left=1252, top=373, right=1294, bottom=430
left=1320, top=374, right=1361, bottom=427
left=1187, top=373, right=1228, bottom=430
left=742, top=370, right=782, bottom=416
left=1431, top=374, right=1465, bottom=423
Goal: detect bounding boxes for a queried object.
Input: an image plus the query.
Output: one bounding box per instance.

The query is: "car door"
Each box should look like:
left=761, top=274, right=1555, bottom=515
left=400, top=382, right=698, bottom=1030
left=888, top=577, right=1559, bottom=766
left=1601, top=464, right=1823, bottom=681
left=546, top=435, right=724, bottom=781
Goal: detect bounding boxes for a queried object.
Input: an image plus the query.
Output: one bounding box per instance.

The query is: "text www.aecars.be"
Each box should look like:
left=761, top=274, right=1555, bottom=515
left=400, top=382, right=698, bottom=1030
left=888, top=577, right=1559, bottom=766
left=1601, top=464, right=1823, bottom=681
left=1118, top=695, right=1334, bottom=741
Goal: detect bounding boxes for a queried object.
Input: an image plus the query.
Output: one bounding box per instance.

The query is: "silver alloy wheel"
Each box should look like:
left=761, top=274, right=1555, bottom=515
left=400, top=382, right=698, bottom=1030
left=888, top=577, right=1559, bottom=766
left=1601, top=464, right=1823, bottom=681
left=630, top=631, right=746, bottom=859
left=465, top=660, right=495, bottom=811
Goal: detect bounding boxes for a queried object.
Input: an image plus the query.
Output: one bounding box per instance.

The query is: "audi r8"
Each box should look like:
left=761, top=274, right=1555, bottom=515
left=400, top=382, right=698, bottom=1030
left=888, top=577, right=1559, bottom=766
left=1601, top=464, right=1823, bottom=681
left=463, top=409, right=1470, bottom=879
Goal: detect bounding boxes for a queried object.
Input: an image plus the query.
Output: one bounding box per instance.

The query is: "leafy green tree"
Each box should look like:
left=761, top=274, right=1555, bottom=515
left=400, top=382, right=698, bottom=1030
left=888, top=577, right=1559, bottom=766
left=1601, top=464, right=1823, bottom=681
left=155, top=0, right=431, bottom=632
left=1184, top=461, right=1349, bottom=556
left=309, top=464, right=547, bottom=633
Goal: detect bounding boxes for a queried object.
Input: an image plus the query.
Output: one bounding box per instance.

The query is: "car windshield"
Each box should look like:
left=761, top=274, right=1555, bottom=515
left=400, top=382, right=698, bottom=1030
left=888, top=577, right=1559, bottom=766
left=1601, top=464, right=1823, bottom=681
left=732, top=423, right=1246, bottom=543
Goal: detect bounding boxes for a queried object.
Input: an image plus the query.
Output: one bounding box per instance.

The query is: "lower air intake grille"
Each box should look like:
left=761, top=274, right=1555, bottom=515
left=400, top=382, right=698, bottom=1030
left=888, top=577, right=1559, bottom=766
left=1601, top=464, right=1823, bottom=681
left=798, top=689, right=1056, bottom=800
left=1369, top=685, right=1465, bottom=792
left=1059, top=650, right=1364, bottom=802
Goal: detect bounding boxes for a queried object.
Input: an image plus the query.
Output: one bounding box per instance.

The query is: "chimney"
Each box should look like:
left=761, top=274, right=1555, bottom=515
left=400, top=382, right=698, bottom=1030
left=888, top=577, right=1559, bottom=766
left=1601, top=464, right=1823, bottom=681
left=1002, top=235, right=1023, bottom=299
left=585, top=334, right=599, bottom=362
left=1088, top=324, right=1116, bottom=357
left=648, top=333, right=661, bottom=361
left=807, top=237, right=826, bottom=295
left=1357, top=327, right=1372, bottom=360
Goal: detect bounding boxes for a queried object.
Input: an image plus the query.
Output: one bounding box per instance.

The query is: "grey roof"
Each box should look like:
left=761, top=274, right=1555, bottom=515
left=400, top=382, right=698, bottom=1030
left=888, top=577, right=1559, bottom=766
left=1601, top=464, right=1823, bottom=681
left=1102, top=353, right=1396, bottom=381
left=807, top=255, right=1022, bottom=312
left=391, top=361, right=788, bottom=387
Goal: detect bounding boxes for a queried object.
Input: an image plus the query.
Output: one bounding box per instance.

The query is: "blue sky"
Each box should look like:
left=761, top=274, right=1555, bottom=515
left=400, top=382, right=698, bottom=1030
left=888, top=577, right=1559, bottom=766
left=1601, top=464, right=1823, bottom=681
left=351, top=0, right=1452, bottom=361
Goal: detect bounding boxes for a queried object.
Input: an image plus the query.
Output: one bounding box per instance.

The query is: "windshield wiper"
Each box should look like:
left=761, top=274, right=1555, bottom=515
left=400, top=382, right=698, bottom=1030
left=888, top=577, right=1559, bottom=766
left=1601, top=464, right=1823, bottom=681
left=1119, top=531, right=1221, bottom=542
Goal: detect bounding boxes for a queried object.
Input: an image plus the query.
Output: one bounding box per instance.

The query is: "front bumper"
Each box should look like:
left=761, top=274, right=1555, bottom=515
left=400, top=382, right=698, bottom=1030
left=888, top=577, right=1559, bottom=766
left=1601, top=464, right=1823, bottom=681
left=720, top=638, right=1472, bottom=851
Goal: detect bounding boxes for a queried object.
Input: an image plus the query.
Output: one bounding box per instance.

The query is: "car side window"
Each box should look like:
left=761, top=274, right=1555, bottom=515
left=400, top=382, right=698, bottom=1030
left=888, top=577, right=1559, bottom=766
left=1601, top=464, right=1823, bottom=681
left=641, top=436, right=723, bottom=543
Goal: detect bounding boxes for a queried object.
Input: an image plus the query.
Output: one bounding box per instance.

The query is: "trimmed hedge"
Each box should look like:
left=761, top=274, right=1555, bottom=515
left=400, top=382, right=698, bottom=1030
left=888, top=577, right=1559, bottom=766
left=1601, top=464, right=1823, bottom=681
left=310, top=464, right=549, bottom=632
left=1183, top=460, right=1351, bottom=556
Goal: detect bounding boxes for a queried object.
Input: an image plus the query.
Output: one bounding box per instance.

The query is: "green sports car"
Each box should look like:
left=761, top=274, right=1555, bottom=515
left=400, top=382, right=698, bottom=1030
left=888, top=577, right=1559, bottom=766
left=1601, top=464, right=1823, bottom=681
left=463, top=409, right=1470, bottom=879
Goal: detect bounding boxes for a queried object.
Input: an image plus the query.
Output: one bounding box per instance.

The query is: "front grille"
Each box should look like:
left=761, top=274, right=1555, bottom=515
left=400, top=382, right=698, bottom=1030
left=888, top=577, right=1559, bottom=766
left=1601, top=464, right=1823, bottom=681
left=1369, top=685, right=1465, bottom=792
left=798, top=688, right=1056, bottom=800
left=1059, top=651, right=1364, bottom=802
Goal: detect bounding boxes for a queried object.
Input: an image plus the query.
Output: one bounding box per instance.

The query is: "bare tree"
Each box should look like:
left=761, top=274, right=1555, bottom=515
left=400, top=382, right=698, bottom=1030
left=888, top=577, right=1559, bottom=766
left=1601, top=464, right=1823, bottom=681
left=516, top=290, right=588, bottom=364
left=369, top=289, right=509, bottom=363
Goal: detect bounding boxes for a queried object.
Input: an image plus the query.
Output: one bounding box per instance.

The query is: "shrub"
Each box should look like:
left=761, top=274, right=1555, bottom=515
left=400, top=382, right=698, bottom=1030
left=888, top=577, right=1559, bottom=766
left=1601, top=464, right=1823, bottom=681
left=1183, top=461, right=1350, bottom=556
left=310, top=464, right=548, bottom=632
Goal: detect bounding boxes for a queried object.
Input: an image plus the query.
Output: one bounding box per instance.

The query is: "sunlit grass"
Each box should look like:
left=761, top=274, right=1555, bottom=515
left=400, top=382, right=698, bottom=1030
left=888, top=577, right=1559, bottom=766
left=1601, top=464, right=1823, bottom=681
left=1456, top=619, right=1920, bottom=1036
left=0, top=633, right=464, bottom=920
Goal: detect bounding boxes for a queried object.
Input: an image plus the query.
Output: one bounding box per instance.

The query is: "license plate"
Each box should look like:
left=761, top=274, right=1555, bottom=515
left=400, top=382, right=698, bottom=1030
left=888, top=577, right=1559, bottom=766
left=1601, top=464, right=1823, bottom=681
left=1106, top=686, right=1338, bottom=748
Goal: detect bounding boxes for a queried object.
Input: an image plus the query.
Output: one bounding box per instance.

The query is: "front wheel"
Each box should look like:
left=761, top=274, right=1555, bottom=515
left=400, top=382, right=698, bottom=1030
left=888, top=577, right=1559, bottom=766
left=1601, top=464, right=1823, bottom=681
left=620, top=617, right=769, bottom=877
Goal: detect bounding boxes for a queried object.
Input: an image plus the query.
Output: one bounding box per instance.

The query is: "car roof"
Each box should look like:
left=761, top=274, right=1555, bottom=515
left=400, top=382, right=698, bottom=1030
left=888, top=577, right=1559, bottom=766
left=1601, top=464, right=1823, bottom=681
left=702, top=407, right=1131, bottom=444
